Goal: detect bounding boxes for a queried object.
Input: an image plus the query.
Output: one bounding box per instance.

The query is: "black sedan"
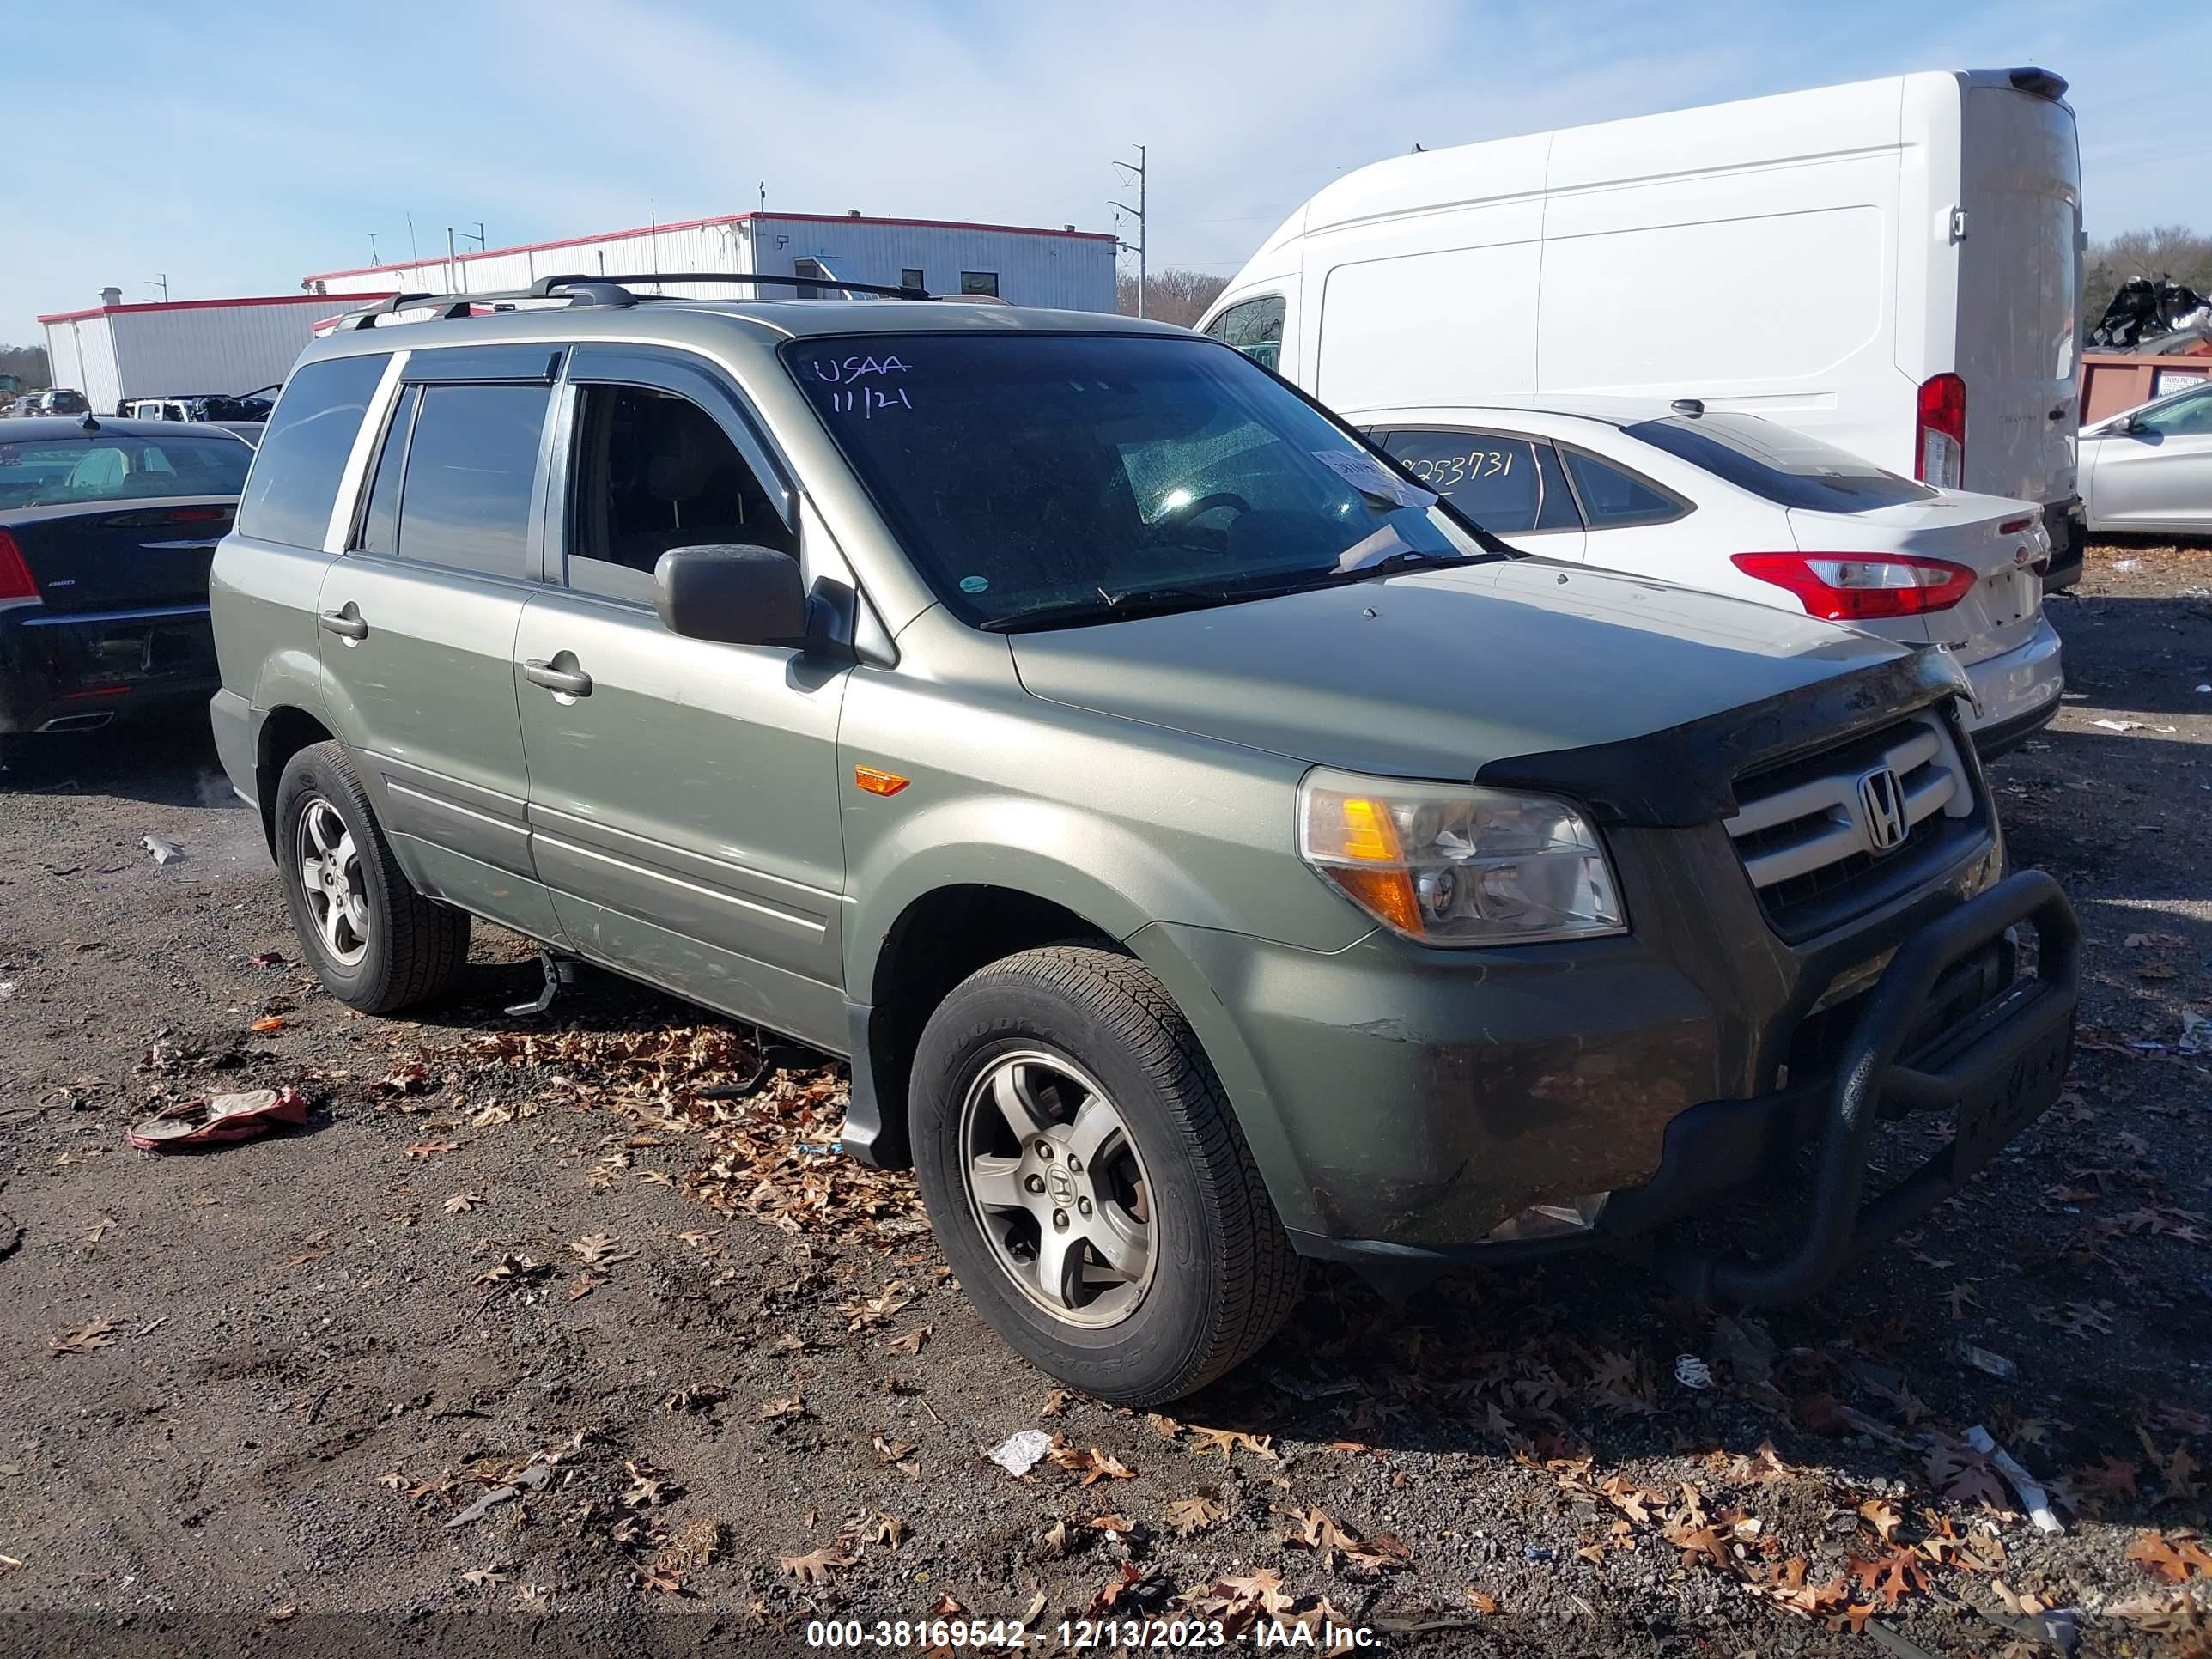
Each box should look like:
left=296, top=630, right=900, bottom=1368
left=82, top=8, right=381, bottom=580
left=1, top=417, right=255, bottom=757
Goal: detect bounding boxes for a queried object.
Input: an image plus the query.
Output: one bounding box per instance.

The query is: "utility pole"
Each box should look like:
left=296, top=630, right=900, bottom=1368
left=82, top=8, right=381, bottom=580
left=1109, top=144, right=1146, bottom=317
left=447, top=226, right=462, bottom=294
left=406, top=213, right=420, bottom=268
left=145, top=273, right=169, bottom=302
left=369, top=232, right=380, bottom=266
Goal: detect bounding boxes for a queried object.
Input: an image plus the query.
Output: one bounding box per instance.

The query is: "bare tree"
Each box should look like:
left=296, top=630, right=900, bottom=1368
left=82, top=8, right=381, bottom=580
left=0, top=343, right=50, bottom=390
left=1116, top=269, right=1230, bottom=328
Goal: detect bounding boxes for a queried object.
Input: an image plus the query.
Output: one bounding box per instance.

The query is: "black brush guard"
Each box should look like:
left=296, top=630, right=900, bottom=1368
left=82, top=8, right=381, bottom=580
left=1654, top=869, right=2080, bottom=1305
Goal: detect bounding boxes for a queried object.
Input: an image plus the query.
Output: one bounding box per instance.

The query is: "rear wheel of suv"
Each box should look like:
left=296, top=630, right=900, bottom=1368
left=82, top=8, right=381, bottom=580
left=273, top=741, right=468, bottom=1014
left=909, top=944, right=1300, bottom=1404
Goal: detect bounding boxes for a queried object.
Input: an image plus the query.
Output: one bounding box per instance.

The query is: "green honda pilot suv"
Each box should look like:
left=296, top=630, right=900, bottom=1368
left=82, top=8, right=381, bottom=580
left=208, top=276, right=2077, bottom=1403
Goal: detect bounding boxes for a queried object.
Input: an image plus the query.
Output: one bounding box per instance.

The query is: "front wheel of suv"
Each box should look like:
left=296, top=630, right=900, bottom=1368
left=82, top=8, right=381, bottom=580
left=273, top=741, right=469, bottom=1014
left=909, top=945, right=1300, bottom=1405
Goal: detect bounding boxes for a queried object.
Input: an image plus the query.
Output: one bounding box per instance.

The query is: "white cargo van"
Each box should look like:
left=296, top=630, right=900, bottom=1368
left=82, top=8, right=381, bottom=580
left=1200, top=68, right=2087, bottom=585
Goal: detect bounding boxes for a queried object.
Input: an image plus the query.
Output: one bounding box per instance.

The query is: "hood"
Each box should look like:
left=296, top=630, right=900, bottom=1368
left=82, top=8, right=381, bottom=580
left=1011, top=560, right=1949, bottom=821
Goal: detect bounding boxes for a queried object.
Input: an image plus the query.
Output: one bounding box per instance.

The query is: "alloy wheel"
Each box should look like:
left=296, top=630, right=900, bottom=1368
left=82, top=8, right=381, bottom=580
left=295, top=796, right=370, bottom=968
left=957, top=1049, right=1156, bottom=1328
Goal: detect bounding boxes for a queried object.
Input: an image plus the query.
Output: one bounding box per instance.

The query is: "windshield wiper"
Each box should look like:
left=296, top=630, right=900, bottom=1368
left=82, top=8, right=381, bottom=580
left=979, top=583, right=1246, bottom=633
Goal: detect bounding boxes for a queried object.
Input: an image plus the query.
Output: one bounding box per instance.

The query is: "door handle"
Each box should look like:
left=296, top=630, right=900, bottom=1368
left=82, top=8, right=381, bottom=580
left=318, top=609, right=368, bottom=640
left=522, top=658, right=592, bottom=697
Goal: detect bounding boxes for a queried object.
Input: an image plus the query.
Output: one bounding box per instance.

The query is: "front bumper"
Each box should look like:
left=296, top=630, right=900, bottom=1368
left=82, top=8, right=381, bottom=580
left=1139, top=841, right=2072, bottom=1304
left=0, top=602, right=219, bottom=735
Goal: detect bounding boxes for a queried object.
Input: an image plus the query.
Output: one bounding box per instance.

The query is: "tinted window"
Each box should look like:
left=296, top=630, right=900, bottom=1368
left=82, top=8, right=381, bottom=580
left=1375, top=429, right=1578, bottom=533
left=354, top=385, right=419, bottom=556
left=2134, top=386, right=2212, bottom=437
left=783, top=332, right=1480, bottom=630
left=566, top=385, right=793, bottom=600
left=901, top=267, right=925, bottom=291
left=394, top=383, right=550, bottom=577
left=1561, top=448, right=1684, bottom=528
left=1624, top=412, right=1933, bottom=512
left=1205, top=296, right=1286, bottom=372
left=0, top=432, right=252, bottom=508
left=959, top=271, right=999, bottom=296
left=237, top=354, right=389, bottom=547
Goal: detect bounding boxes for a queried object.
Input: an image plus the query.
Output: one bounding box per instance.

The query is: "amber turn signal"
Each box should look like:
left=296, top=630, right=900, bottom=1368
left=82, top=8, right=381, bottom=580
left=854, top=765, right=911, bottom=797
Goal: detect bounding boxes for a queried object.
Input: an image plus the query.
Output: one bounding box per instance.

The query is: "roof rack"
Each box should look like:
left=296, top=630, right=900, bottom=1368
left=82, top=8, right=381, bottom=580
left=341, top=270, right=928, bottom=329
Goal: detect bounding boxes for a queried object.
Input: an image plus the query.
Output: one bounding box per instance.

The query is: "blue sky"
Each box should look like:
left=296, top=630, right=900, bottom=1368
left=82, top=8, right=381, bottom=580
left=5, top=0, right=2209, bottom=342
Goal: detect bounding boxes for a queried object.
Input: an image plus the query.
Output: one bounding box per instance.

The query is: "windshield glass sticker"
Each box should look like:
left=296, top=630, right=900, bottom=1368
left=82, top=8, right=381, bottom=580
left=1311, top=448, right=1430, bottom=507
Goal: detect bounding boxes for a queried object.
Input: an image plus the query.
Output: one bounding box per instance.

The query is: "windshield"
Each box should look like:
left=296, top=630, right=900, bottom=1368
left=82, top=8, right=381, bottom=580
left=1625, top=411, right=1936, bottom=512
left=0, top=433, right=252, bottom=508
left=784, top=332, right=1485, bottom=629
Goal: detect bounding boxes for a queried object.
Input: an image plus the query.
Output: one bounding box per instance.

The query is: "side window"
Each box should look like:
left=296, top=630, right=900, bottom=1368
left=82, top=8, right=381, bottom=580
left=236, top=353, right=389, bottom=548
left=901, top=267, right=925, bottom=292
left=564, top=384, right=795, bottom=603
left=392, top=383, right=551, bottom=578
left=793, top=258, right=829, bottom=301
left=1560, top=448, right=1685, bottom=529
left=1374, top=429, right=1578, bottom=534
left=2136, top=388, right=2212, bottom=437
left=353, top=385, right=420, bottom=556
left=1204, top=296, right=1286, bottom=372
left=959, top=270, right=1000, bottom=296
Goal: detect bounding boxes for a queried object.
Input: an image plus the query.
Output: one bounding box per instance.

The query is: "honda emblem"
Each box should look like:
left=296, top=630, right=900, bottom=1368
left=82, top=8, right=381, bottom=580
left=1857, top=767, right=1908, bottom=854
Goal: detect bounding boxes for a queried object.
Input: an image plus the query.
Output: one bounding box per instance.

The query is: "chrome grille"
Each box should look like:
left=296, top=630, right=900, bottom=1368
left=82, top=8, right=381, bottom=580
left=1726, top=713, right=1979, bottom=938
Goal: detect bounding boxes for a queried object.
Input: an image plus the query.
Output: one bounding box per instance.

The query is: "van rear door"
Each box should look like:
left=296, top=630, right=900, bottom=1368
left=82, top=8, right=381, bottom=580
left=1954, top=77, right=2081, bottom=508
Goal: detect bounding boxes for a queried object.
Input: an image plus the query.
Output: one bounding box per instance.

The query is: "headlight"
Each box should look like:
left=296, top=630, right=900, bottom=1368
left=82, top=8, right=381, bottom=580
left=1297, top=769, right=1626, bottom=945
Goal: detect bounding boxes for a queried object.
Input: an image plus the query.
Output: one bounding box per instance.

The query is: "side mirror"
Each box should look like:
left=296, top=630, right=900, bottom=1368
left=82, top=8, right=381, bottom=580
left=655, top=544, right=808, bottom=647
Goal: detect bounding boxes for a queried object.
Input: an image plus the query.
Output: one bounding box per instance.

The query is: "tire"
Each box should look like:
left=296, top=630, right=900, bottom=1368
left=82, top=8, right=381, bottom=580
left=910, top=944, right=1300, bottom=1404
left=273, top=740, right=468, bottom=1014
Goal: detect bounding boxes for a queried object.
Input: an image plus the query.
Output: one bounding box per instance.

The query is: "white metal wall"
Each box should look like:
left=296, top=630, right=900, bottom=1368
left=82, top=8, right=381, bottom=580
left=313, top=219, right=757, bottom=299
left=40, top=317, right=122, bottom=410
left=107, top=302, right=342, bottom=404
left=758, top=217, right=1115, bottom=311
left=307, top=216, right=1116, bottom=311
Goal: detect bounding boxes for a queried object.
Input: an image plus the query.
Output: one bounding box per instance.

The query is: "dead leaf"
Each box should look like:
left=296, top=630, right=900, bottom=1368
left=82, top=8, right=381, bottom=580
left=871, top=1432, right=917, bottom=1474
left=1041, top=1389, right=1074, bottom=1417
left=404, top=1140, right=457, bottom=1158
left=1050, top=1443, right=1134, bottom=1485
left=1467, top=1589, right=1500, bottom=1615
left=459, top=1567, right=508, bottom=1589
left=1188, top=1425, right=1278, bottom=1463
left=757, top=1394, right=810, bottom=1428
left=262, top=1602, right=297, bottom=1623
left=1166, top=1494, right=1226, bottom=1534
left=1858, top=1498, right=1904, bottom=1543
left=442, top=1193, right=482, bottom=1214
left=568, top=1232, right=635, bottom=1267
left=886, top=1324, right=931, bottom=1355
left=634, top=1565, right=684, bottom=1595
left=778, top=1546, right=855, bottom=1586
left=2127, top=1529, right=2212, bottom=1583
left=622, top=1461, right=677, bottom=1509
left=47, top=1320, right=115, bottom=1357
left=867, top=1511, right=909, bottom=1551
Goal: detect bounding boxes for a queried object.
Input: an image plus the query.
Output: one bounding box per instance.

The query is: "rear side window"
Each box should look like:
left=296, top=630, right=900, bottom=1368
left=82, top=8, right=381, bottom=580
left=1623, top=413, right=1932, bottom=512
left=354, top=386, right=420, bottom=556
left=1373, top=429, right=1578, bottom=534
left=0, top=434, right=251, bottom=507
left=394, top=384, right=551, bottom=578
left=1205, top=296, right=1286, bottom=372
left=236, top=354, right=389, bottom=548
left=1560, top=449, right=1686, bottom=528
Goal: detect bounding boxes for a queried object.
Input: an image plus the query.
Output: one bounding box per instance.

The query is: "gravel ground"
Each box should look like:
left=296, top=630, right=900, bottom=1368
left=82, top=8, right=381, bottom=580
left=2, top=542, right=2209, bottom=1659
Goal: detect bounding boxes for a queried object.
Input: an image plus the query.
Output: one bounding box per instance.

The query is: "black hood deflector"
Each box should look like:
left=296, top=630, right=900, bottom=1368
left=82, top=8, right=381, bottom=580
left=1478, top=647, right=1972, bottom=828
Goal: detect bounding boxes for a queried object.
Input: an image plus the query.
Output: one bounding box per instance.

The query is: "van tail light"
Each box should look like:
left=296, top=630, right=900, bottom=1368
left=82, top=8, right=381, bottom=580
left=1731, top=551, right=1977, bottom=620
left=0, top=529, right=38, bottom=602
left=1916, top=372, right=1966, bottom=489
